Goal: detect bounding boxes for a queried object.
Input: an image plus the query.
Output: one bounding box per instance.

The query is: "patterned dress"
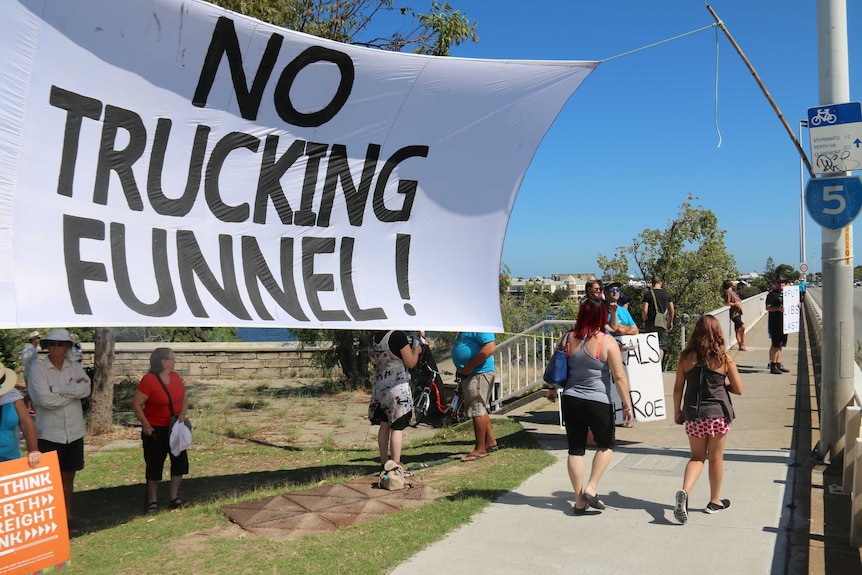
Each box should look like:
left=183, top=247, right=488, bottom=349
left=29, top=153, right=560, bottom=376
left=369, top=331, right=412, bottom=424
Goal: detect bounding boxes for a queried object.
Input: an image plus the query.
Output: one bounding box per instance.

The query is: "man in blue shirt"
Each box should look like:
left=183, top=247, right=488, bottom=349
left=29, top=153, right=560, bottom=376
left=452, top=332, right=497, bottom=460
left=604, top=283, right=639, bottom=338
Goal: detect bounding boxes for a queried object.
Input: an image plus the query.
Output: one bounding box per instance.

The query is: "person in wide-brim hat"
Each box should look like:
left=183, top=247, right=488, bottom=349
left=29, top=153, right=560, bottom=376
left=0, top=361, right=41, bottom=467
left=28, top=327, right=92, bottom=526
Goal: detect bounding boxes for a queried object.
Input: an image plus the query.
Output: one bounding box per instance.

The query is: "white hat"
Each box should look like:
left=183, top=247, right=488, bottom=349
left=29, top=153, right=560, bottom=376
left=40, top=328, right=73, bottom=350
left=0, top=362, right=17, bottom=396
left=27, top=330, right=41, bottom=340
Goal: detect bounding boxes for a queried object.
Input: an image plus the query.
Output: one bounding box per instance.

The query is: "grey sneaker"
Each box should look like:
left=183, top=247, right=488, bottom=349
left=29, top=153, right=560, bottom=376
left=704, top=499, right=731, bottom=514
left=674, top=490, right=688, bottom=524
left=778, top=364, right=790, bottom=373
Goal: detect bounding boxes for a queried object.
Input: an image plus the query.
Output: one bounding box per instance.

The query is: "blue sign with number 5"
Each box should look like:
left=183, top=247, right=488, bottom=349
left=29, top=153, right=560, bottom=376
left=805, top=176, right=862, bottom=229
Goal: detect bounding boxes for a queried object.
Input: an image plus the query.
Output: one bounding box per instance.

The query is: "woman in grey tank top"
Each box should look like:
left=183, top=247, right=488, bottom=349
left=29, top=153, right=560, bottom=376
left=550, top=298, right=632, bottom=515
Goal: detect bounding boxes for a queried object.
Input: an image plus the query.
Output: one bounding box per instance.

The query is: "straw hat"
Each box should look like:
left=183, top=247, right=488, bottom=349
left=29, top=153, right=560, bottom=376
left=0, top=362, right=17, bottom=396
left=27, top=330, right=41, bottom=340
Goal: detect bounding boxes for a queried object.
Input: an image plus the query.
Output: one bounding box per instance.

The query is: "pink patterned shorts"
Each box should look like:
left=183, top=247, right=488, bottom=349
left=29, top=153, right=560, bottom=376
left=684, top=417, right=730, bottom=438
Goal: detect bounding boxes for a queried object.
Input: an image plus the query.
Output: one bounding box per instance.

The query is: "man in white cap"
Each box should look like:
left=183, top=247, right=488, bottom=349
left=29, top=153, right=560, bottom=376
left=28, top=328, right=91, bottom=527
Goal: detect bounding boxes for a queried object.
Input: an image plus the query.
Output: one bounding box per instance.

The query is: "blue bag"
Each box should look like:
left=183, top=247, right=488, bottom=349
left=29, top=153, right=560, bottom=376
left=543, top=333, right=570, bottom=384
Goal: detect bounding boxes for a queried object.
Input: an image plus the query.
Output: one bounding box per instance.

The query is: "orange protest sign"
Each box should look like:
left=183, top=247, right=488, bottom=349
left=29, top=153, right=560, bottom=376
left=0, top=451, right=70, bottom=575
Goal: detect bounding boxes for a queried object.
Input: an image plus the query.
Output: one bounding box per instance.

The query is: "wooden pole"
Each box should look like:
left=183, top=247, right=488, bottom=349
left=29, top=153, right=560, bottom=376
left=706, top=4, right=815, bottom=177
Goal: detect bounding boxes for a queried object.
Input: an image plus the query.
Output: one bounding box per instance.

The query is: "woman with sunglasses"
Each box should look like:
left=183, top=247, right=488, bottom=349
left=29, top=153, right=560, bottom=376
left=28, top=328, right=91, bottom=529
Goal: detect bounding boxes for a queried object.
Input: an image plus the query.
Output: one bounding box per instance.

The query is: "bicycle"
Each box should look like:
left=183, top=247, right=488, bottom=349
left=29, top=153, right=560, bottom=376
left=408, top=343, right=466, bottom=427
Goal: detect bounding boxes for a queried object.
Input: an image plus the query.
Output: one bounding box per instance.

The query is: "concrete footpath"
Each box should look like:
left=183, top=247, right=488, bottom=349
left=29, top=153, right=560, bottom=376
left=391, top=318, right=813, bottom=575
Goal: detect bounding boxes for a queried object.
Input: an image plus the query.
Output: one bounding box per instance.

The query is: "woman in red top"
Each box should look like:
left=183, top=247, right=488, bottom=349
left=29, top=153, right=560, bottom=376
left=132, top=347, right=189, bottom=514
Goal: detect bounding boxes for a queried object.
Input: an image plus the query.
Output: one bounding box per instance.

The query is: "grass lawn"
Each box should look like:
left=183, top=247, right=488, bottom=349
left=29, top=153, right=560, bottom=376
left=68, top=417, right=555, bottom=575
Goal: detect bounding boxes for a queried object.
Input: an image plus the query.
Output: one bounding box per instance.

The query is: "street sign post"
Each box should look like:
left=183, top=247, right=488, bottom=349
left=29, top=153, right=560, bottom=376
left=807, top=102, right=862, bottom=175
left=805, top=175, right=862, bottom=229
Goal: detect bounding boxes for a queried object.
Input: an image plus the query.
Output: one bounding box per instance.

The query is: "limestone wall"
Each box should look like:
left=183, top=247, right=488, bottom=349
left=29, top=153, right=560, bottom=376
left=73, top=342, right=330, bottom=382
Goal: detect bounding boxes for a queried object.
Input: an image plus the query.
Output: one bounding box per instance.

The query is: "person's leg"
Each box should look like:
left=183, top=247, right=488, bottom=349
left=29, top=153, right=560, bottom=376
left=682, top=435, right=707, bottom=495
left=468, top=415, right=488, bottom=455
left=378, top=422, right=392, bottom=464
left=146, top=479, right=159, bottom=504
left=583, top=447, right=614, bottom=499
left=61, top=471, right=75, bottom=519
left=389, top=428, right=403, bottom=465
left=567, top=455, right=585, bottom=507
left=481, top=414, right=496, bottom=450
left=169, top=475, right=182, bottom=501
left=706, top=433, right=728, bottom=504
left=737, top=324, right=746, bottom=349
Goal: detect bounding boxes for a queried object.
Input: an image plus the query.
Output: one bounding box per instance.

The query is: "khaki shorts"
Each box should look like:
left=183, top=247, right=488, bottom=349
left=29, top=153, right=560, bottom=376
left=461, top=372, right=494, bottom=417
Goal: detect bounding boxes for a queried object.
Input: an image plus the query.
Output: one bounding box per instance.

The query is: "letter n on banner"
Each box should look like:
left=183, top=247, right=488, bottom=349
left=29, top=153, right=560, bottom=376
left=0, top=451, right=70, bottom=574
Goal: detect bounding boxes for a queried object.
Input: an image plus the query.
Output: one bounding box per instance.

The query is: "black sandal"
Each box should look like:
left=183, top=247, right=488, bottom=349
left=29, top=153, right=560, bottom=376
left=146, top=501, right=158, bottom=514
left=169, top=498, right=185, bottom=509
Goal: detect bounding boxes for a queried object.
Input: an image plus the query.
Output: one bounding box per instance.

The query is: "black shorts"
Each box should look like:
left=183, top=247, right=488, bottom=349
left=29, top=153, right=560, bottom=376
left=142, top=426, right=189, bottom=481
left=38, top=437, right=84, bottom=472
left=561, top=395, right=615, bottom=456
left=370, top=406, right=411, bottom=431
left=771, top=333, right=788, bottom=348
left=732, top=315, right=744, bottom=330
left=653, top=328, right=669, bottom=351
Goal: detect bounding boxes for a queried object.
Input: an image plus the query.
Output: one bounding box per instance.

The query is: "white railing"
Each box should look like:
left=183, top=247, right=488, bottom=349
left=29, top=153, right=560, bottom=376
left=490, top=320, right=575, bottom=411
left=490, top=293, right=768, bottom=411
left=807, top=295, right=862, bottom=548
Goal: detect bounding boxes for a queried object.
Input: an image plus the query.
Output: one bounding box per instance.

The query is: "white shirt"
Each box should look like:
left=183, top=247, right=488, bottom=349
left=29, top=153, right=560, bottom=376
left=19, top=342, right=39, bottom=382
left=28, top=357, right=91, bottom=444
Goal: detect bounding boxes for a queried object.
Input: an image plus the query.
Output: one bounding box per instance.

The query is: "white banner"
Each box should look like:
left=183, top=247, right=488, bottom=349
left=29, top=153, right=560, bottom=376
left=612, top=333, right=666, bottom=423
left=783, top=285, right=800, bottom=334
left=0, top=0, right=596, bottom=330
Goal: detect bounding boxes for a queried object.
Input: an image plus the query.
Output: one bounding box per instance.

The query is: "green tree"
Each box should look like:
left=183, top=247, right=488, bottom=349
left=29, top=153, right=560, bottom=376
left=213, top=0, right=478, bottom=55
left=615, top=196, right=737, bottom=369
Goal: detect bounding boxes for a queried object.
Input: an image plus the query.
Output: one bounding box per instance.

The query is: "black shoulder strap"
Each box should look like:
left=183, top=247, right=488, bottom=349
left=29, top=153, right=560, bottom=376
left=155, top=374, right=176, bottom=416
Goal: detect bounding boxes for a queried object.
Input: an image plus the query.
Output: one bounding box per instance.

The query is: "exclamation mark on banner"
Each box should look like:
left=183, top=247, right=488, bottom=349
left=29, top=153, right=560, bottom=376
left=396, top=233, right=415, bottom=315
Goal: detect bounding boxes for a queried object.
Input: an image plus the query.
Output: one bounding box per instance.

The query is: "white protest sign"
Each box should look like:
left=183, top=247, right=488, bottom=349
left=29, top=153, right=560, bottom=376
left=0, top=0, right=596, bottom=331
left=613, top=333, right=666, bottom=423
left=783, top=285, right=800, bottom=334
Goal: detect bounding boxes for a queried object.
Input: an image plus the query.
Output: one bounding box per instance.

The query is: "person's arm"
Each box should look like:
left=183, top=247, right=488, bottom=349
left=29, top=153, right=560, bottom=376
left=398, top=341, right=422, bottom=370
left=604, top=341, right=633, bottom=425
left=132, top=389, right=154, bottom=436
left=459, top=341, right=496, bottom=376
left=606, top=303, right=619, bottom=332
left=641, top=301, right=649, bottom=323
left=28, top=365, right=76, bottom=408
left=724, top=355, right=744, bottom=396
left=673, top=353, right=690, bottom=424
left=668, top=301, right=675, bottom=330
left=14, top=399, right=41, bottom=468
left=55, top=364, right=91, bottom=399
left=178, top=383, right=189, bottom=422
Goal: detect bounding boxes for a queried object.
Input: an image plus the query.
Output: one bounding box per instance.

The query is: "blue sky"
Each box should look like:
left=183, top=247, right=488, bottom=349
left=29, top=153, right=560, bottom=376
left=416, top=0, right=861, bottom=279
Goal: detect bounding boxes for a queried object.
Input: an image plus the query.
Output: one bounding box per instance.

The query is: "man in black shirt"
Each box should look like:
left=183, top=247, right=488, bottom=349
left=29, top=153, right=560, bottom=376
left=765, top=277, right=791, bottom=374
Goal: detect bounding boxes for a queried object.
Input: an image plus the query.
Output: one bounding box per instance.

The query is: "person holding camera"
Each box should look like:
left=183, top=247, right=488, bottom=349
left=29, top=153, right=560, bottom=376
left=369, top=331, right=421, bottom=468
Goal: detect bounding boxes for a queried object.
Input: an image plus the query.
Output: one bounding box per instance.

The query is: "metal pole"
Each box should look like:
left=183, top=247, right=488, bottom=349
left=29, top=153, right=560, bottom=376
left=799, top=120, right=808, bottom=267
left=817, top=0, right=854, bottom=462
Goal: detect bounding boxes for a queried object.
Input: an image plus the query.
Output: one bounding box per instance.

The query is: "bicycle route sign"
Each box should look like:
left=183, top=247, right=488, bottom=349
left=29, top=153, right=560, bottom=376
left=807, top=102, right=862, bottom=175
left=805, top=175, right=862, bottom=230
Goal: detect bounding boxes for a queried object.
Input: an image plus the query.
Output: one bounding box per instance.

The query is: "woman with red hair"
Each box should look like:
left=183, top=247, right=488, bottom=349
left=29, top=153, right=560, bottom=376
left=672, top=314, right=744, bottom=524
left=552, top=297, right=632, bottom=515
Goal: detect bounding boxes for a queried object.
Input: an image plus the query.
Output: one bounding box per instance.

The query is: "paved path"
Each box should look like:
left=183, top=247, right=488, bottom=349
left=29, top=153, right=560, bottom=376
left=392, top=316, right=805, bottom=575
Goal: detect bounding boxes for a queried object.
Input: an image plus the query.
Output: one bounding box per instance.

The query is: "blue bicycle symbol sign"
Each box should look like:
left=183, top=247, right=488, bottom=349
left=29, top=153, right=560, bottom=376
left=809, top=107, right=838, bottom=127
